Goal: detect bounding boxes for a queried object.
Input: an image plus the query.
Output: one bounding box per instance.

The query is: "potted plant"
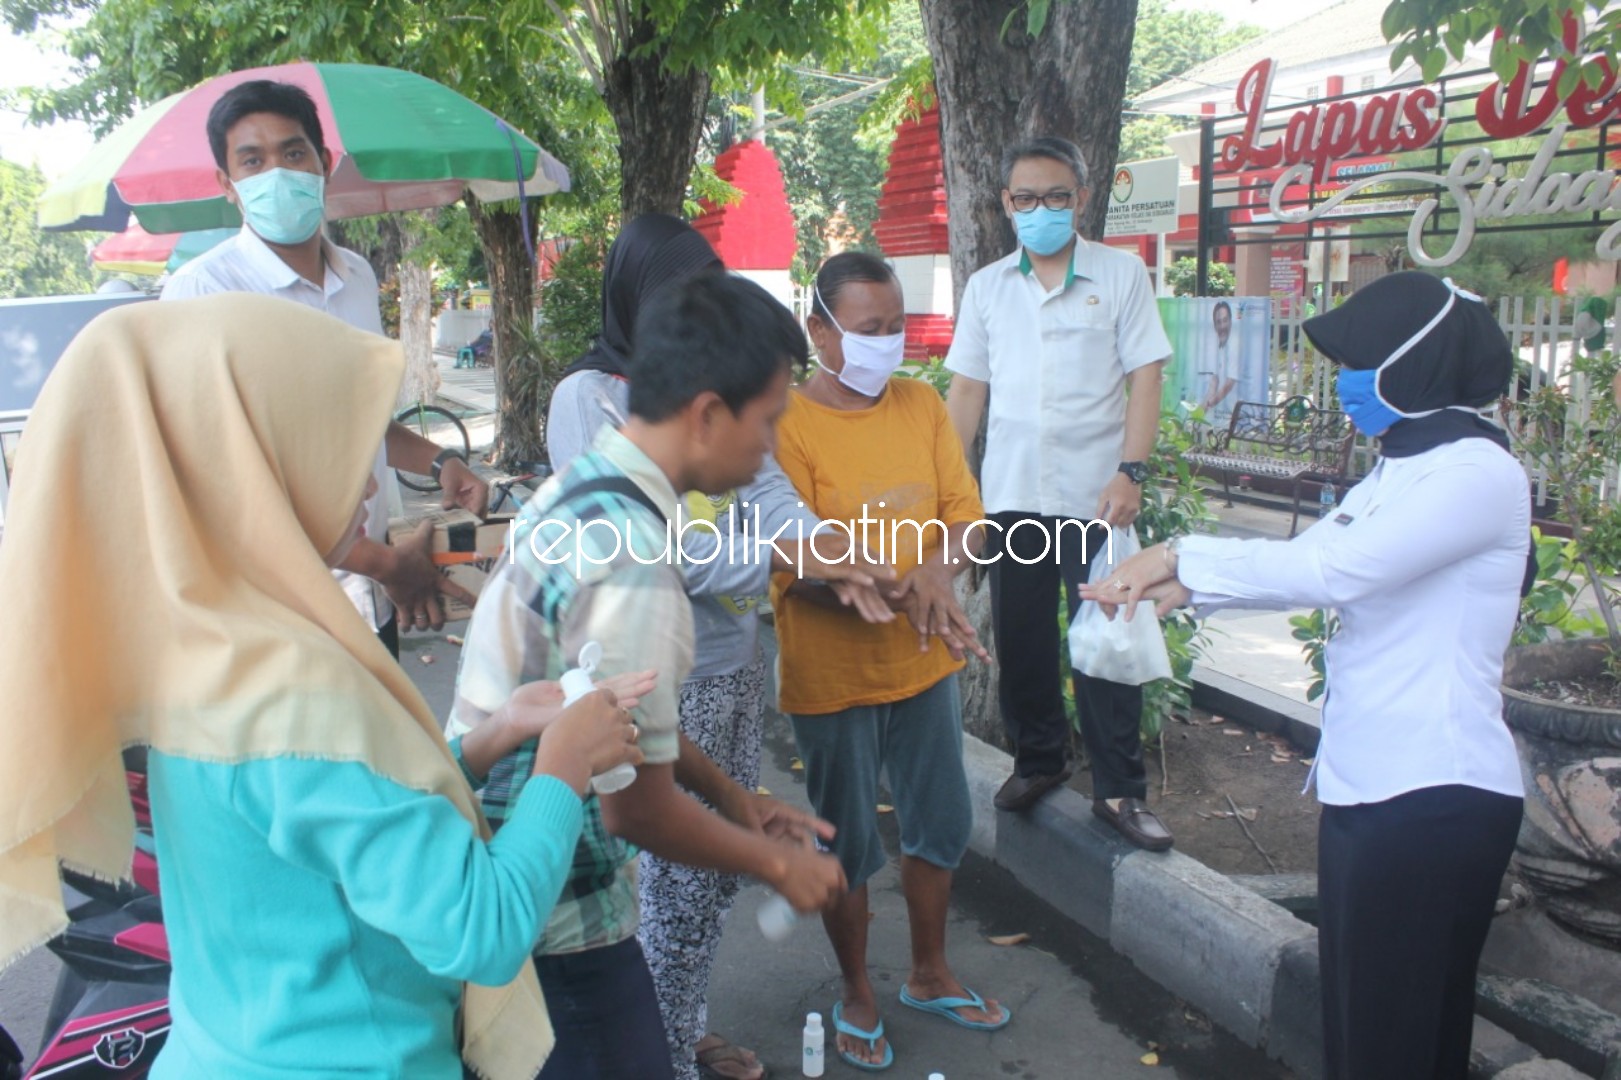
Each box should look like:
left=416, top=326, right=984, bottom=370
left=1500, top=346, right=1621, bottom=953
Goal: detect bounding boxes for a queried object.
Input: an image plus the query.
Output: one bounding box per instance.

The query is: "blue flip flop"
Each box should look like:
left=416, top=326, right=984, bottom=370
left=898, top=984, right=1012, bottom=1031
left=831, top=1001, right=895, bottom=1072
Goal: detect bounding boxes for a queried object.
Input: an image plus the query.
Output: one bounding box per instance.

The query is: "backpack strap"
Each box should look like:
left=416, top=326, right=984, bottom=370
left=546, top=475, right=667, bottom=525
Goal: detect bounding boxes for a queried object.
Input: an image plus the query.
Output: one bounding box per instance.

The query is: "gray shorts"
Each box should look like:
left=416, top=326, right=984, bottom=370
left=788, top=674, right=971, bottom=890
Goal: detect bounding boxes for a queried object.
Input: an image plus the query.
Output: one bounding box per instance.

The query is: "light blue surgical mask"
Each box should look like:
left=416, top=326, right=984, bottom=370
left=1333, top=278, right=1492, bottom=438
left=1013, top=206, right=1075, bottom=257
left=233, top=167, right=326, bottom=245
left=1335, top=368, right=1401, bottom=437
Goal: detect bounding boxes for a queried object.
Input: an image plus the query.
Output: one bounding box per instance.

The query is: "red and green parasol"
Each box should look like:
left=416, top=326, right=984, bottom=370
left=40, top=62, right=569, bottom=233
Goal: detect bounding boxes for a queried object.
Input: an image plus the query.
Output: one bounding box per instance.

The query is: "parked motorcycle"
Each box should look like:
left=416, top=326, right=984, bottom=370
left=19, top=751, right=169, bottom=1078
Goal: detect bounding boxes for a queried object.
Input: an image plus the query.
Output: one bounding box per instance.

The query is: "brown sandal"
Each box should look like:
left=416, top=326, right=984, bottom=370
left=696, top=1034, right=766, bottom=1080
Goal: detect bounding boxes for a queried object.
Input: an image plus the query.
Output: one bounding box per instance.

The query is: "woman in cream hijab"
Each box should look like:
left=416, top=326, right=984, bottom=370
left=0, top=294, right=645, bottom=1079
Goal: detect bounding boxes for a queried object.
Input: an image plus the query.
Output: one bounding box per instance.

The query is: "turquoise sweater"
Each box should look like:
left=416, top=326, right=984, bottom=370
left=146, top=750, right=582, bottom=1079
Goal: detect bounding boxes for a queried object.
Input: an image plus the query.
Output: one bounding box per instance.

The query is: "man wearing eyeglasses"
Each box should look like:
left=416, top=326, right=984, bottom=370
left=944, top=136, right=1173, bottom=849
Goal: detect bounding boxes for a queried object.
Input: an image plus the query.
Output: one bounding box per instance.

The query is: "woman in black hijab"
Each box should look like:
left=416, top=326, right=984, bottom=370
left=545, top=214, right=722, bottom=469
left=1082, top=273, right=1529, bottom=1080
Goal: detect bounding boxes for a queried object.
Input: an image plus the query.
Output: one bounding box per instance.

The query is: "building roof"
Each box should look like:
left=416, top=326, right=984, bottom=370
left=1135, top=0, right=1394, bottom=110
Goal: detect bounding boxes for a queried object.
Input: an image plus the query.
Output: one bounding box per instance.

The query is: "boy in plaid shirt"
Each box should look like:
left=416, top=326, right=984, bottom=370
left=449, top=274, right=856, bottom=1078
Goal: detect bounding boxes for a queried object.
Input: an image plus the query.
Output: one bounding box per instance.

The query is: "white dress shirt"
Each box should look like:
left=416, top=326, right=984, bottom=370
left=945, top=236, right=1171, bottom=518
left=1175, top=437, right=1529, bottom=807
left=163, top=228, right=393, bottom=629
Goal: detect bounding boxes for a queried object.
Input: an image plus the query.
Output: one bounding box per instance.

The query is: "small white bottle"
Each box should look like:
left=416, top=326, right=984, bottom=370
left=802, top=1012, right=825, bottom=1077
left=559, top=642, right=637, bottom=795
left=757, top=893, right=797, bottom=941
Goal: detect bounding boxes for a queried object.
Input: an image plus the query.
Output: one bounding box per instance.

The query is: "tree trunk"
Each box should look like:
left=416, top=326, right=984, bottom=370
left=922, top=0, right=1141, bottom=745
left=396, top=218, right=438, bottom=409
left=924, top=0, right=1140, bottom=297
left=602, top=18, right=712, bottom=217
left=467, top=195, right=544, bottom=467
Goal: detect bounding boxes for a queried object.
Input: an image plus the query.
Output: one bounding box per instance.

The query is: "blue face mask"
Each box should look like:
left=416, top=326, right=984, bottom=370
left=1336, top=368, right=1402, bottom=437
left=1012, top=206, right=1074, bottom=257
left=233, top=167, right=326, bottom=245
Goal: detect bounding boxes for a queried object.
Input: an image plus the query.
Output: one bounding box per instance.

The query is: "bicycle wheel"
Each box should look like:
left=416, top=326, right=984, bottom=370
left=394, top=404, right=470, bottom=493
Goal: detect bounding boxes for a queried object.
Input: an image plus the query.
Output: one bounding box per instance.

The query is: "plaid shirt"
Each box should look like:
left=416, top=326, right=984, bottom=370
left=448, top=426, right=692, bottom=955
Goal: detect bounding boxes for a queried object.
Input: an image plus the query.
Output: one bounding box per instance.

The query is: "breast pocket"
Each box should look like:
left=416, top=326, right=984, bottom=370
left=1046, top=316, right=1122, bottom=414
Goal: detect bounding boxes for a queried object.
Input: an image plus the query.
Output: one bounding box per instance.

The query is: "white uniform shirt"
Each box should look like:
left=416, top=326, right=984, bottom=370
left=945, top=236, right=1171, bottom=518
left=163, top=227, right=393, bottom=629
left=1176, top=437, right=1529, bottom=806
left=1197, top=336, right=1240, bottom=431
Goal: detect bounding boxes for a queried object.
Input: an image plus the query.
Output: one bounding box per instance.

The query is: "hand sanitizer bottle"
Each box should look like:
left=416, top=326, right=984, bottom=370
left=757, top=893, right=797, bottom=941
left=802, top=1012, right=825, bottom=1077
left=560, top=642, right=637, bottom=795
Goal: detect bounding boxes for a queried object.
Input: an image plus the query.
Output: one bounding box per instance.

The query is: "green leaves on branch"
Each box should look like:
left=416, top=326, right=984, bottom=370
left=1382, top=0, right=1618, bottom=84
left=1506, top=347, right=1621, bottom=648
left=1288, top=608, right=1339, bottom=703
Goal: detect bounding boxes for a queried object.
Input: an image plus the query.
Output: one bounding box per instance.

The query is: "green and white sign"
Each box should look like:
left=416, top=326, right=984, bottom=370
left=1104, top=156, right=1180, bottom=238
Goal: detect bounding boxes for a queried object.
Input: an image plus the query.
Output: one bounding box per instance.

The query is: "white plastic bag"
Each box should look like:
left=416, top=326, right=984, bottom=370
left=1068, top=526, right=1173, bottom=685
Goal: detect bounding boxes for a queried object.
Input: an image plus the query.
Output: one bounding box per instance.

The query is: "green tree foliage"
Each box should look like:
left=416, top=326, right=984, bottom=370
left=1382, top=0, right=1621, bottom=89
left=0, top=159, right=95, bottom=297
left=762, top=1, right=930, bottom=280
left=1165, top=256, right=1234, bottom=296
left=1118, top=0, right=1262, bottom=163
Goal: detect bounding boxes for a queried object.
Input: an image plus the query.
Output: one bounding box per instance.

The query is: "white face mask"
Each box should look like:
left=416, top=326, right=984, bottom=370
left=815, top=285, right=905, bottom=397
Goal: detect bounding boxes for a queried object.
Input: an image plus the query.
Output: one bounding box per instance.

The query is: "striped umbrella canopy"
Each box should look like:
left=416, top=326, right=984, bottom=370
left=90, top=223, right=237, bottom=276
left=41, top=62, right=570, bottom=233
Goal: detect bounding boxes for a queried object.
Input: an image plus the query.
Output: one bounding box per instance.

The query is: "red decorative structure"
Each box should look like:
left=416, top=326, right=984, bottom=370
left=873, top=101, right=954, bottom=360
left=693, top=139, right=797, bottom=270
left=874, top=103, right=949, bottom=257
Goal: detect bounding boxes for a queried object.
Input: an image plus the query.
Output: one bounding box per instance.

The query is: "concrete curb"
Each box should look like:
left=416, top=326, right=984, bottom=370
left=1191, top=664, right=1321, bottom=753
left=959, top=734, right=1321, bottom=1073
left=957, top=732, right=1614, bottom=1079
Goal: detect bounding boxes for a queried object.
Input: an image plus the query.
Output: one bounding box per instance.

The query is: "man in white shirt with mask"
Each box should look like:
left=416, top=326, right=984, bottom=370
left=164, top=80, right=486, bottom=656
left=1198, top=300, right=1240, bottom=431
left=944, top=136, right=1174, bottom=849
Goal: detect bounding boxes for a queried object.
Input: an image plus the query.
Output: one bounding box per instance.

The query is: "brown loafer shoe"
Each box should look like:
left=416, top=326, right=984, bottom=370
left=1092, top=797, right=1174, bottom=851
left=994, top=767, right=1072, bottom=812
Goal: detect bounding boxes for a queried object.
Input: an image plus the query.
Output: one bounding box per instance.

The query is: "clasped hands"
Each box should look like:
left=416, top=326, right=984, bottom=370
left=1077, top=541, right=1193, bottom=621
left=788, top=534, right=987, bottom=662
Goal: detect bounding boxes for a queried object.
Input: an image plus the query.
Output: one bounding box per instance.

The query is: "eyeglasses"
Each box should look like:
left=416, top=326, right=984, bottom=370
left=1009, top=189, right=1078, bottom=213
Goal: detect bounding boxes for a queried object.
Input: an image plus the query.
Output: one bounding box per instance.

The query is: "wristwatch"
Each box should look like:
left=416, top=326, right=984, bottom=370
left=431, top=447, right=468, bottom=481
left=1118, top=460, right=1149, bottom=485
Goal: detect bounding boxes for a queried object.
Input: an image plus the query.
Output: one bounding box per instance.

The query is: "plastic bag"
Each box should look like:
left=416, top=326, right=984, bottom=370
left=1068, top=526, right=1173, bottom=685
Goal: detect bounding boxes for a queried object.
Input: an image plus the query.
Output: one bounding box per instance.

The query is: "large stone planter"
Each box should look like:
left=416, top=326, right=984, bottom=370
left=1501, top=641, right=1621, bottom=948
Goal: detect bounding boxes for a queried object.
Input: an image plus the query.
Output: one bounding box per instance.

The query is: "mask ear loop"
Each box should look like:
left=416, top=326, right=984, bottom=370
left=1373, top=287, right=1458, bottom=420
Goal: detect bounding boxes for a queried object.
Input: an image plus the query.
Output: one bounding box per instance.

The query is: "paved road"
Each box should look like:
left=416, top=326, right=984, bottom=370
left=0, top=622, right=1296, bottom=1079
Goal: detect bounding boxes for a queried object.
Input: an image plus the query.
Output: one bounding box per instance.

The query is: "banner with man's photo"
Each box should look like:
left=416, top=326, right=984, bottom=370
left=1156, top=296, right=1272, bottom=431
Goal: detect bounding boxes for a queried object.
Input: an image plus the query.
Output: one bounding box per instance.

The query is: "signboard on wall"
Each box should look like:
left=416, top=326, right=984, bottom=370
left=1105, top=157, right=1180, bottom=238
left=1270, top=243, right=1306, bottom=296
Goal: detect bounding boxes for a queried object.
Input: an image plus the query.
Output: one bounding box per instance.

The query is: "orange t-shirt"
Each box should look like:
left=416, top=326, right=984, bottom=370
left=771, top=377, right=986, bottom=715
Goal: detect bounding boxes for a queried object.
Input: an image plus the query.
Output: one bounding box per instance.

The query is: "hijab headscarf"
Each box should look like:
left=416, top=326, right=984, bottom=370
left=563, top=213, right=722, bottom=379
left=0, top=295, right=551, bottom=1080
left=1304, top=272, right=1536, bottom=594
left=1303, top=272, right=1514, bottom=457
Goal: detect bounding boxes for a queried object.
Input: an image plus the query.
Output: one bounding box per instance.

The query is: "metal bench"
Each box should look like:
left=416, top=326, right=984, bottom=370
left=1185, top=396, right=1356, bottom=537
